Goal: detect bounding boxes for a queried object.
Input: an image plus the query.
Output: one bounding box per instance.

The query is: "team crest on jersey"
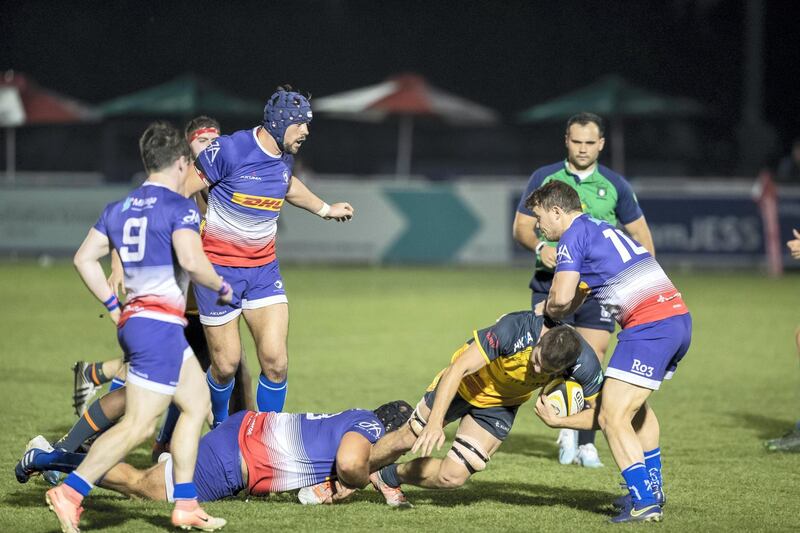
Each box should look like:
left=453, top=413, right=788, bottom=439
left=282, top=170, right=289, bottom=184
left=556, top=244, right=573, bottom=264
left=205, top=140, right=221, bottom=164
left=357, top=421, right=384, bottom=439
left=597, top=188, right=606, bottom=197
left=231, top=193, right=284, bottom=211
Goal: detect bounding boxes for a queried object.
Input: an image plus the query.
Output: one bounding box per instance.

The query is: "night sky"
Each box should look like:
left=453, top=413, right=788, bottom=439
left=2, top=0, right=799, bottom=155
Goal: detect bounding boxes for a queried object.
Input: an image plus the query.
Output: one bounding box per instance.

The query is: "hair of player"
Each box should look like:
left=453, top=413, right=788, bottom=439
left=184, top=115, right=220, bottom=139
left=139, top=121, right=191, bottom=174
left=525, top=180, right=583, bottom=213
left=566, top=112, right=605, bottom=137
left=373, top=400, right=413, bottom=433
left=539, top=325, right=582, bottom=373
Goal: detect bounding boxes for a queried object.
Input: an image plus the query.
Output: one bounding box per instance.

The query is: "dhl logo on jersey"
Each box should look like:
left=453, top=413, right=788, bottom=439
left=231, top=193, right=284, bottom=211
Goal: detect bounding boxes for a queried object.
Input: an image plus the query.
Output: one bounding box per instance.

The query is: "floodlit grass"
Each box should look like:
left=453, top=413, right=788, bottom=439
left=1, top=262, right=799, bottom=532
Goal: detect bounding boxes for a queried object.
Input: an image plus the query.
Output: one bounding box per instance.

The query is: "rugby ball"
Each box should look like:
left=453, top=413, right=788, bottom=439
left=542, top=378, right=585, bottom=417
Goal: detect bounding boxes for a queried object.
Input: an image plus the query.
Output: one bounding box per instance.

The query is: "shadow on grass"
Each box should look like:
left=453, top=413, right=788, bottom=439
left=733, top=412, right=796, bottom=440
left=497, top=432, right=558, bottom=458
left=408, top=480, right=616, bottom=515
left=4, top=490, right=134, bottom=529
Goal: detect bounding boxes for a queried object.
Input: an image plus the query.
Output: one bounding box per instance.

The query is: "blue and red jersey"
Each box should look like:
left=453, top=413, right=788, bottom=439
left=555, top=214, right=688, bottom=328
left=195, top=127, right=294, bottom=267
left=93, top=182, right=201, bottom=327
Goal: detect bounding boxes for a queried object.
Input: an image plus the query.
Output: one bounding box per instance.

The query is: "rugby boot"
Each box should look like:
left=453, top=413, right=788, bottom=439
left=610, top=502, right=663, bottom=523
left=764, top=424, right=800, bottom=453
left=15, top=435, right=54, bottom=483
left=370, top=471, right=412, bottom=508
left=171, top=500, right=226, bottom=531
left=574, top=443, right=604, bottom=468
left=557, top=428, right=578, bottom=465
left=72, top=362, right=100, bottom=418
left=298, top=480, right=334, bottom=505
left=45, top=485, right=84, bottom=533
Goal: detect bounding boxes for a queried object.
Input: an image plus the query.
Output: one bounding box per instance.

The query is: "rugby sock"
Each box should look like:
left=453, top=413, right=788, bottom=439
left=156, top=403, right=181, bottom=445
left=644, top=448, right=663, bottom=495
left=173, top=482, right=198, bottom=501
left=257, top=374, right=287, bottom=413
left=83, top=362, right=109, bottom=386
left=54, top=399, right=114, bottom=452
left=378, top=463, right=402, bottom=488
left=578, top=429, right=596, bottom=446
left=64, top=471, right=93, bottom=498
left=108, top=377, right=125, bottom=391
left=207, top=369, right=234, bottom=427
left=621, top=462, right=656, bottom=507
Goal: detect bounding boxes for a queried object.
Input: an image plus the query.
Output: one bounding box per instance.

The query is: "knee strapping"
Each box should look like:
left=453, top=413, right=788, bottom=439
left=447, top=435, right=490, bottom=474
left=407, top=400, right=428, bottom=437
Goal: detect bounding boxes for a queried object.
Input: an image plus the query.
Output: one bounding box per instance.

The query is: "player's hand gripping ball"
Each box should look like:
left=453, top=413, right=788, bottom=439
left=542, top=378, right=585, bottom=417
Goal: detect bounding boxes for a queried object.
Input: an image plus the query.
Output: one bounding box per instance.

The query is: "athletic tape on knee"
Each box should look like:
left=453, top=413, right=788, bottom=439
left=447, top=435, right=490, bottom=474
left=407, top=400, right=428, bottom=437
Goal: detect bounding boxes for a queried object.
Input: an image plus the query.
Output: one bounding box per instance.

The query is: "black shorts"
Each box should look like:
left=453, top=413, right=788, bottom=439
left=423, top=389, right=518, bottom=441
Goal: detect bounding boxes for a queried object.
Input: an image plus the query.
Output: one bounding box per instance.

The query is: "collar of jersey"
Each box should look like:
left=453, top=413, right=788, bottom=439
left=252, top=127, right=282, bottom=159
left=562, top=159, right=599, bottom=183
left=142, top=181, right=171, bottom=190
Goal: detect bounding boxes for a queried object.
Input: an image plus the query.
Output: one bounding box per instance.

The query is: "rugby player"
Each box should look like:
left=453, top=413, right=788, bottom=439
left=45, top=122, right=232, bottom=533
left=183, top=86, right=354, bottom=425
left=528, top=181, right=691, bottom=523
left=764, top=228, right=800, bottom=452
left=17, top=401, right=412, bottom=505
left=513, top=112, right=655, bottom=468
left=361, top=314, right=603, bottom=507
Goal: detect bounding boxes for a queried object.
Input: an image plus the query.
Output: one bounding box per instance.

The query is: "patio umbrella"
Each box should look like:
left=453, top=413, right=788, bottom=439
left=517, top=74, right=705, bottom=174
left=98, top=73, right=262, bottom=118
left=0, top=70, right=97, bottom=183
left=314, top=73, right=499, bottom=176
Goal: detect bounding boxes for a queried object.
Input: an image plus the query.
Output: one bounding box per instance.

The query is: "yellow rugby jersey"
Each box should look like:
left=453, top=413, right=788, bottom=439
left=427, top=312, right=603, bottom=408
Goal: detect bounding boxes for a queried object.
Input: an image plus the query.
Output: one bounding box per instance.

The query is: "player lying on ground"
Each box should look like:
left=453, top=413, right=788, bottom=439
left=302, top=314, right=604, bottom=507
left=17, top=401, right=411, bottom=504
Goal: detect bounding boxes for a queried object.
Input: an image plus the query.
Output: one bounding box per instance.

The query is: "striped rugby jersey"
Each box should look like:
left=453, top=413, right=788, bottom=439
left=93, top=182, right=201, bottom=327
left=238, top=409, right=384, bottom=495
left=555, top=214, right=688, bottom=328
left=196, top=127, right=294, bottom=267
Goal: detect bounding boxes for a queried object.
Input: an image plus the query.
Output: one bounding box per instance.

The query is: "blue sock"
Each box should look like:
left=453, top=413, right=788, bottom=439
left=379, top=463, right=401, bottom=488
left=34, top=450, right=85, bottom=473
left=64, top=471, right=93, bottom=497
left=257, top=374, right=287, bottom=412
left=108, top=378, right=125, bottom=391
left=173, top=482, right=198, bottom=501
left=157, top=403, right=181, bottom=445
left=207, top=369, right=234, bottom=427
left=644, top=448, right=663, bottom=495
left=621, top=462, right=656, bottom=507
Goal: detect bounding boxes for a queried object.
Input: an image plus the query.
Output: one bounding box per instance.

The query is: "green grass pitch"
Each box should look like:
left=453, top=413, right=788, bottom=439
left=1, top=262, right=799, bottom=532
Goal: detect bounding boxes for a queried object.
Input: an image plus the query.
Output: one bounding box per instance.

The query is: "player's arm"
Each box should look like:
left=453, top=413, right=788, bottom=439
left=534, top=395, right=599, bottom=430
left=285, top=175, right=354, bottom=222
left=172, top=229, right=231, bottom=303
left=512, top=211, right=540, bottom=251
left=413, top=343, right=488, bottom=457
left=544, top=271, right=585, bottom=319
left=623, top=216, right=655, bottom=257
left=107, top=248, right=125, bottom=296
left=74, top=228, right=121, bottom=324
left=335, top=432, right=373, bottom=490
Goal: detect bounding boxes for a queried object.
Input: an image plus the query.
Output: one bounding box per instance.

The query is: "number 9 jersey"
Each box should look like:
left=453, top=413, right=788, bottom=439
left=93, top=182, right=202, bottom=328
left=554, top=214, right=688, bottom=329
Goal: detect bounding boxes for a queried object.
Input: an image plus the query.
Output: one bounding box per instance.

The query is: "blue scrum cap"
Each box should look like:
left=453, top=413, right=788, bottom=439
left=263, top=86, right=312, bottom=148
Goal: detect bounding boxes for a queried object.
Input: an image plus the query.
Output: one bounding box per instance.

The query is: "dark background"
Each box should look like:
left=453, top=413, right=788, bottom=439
left=1, top=0, right=799, bottom=180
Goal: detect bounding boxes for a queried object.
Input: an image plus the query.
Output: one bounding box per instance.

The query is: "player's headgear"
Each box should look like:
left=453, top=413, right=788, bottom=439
left=373, top=400, right=413, bottom=433
left=263, top=85, right=312, bottom=149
